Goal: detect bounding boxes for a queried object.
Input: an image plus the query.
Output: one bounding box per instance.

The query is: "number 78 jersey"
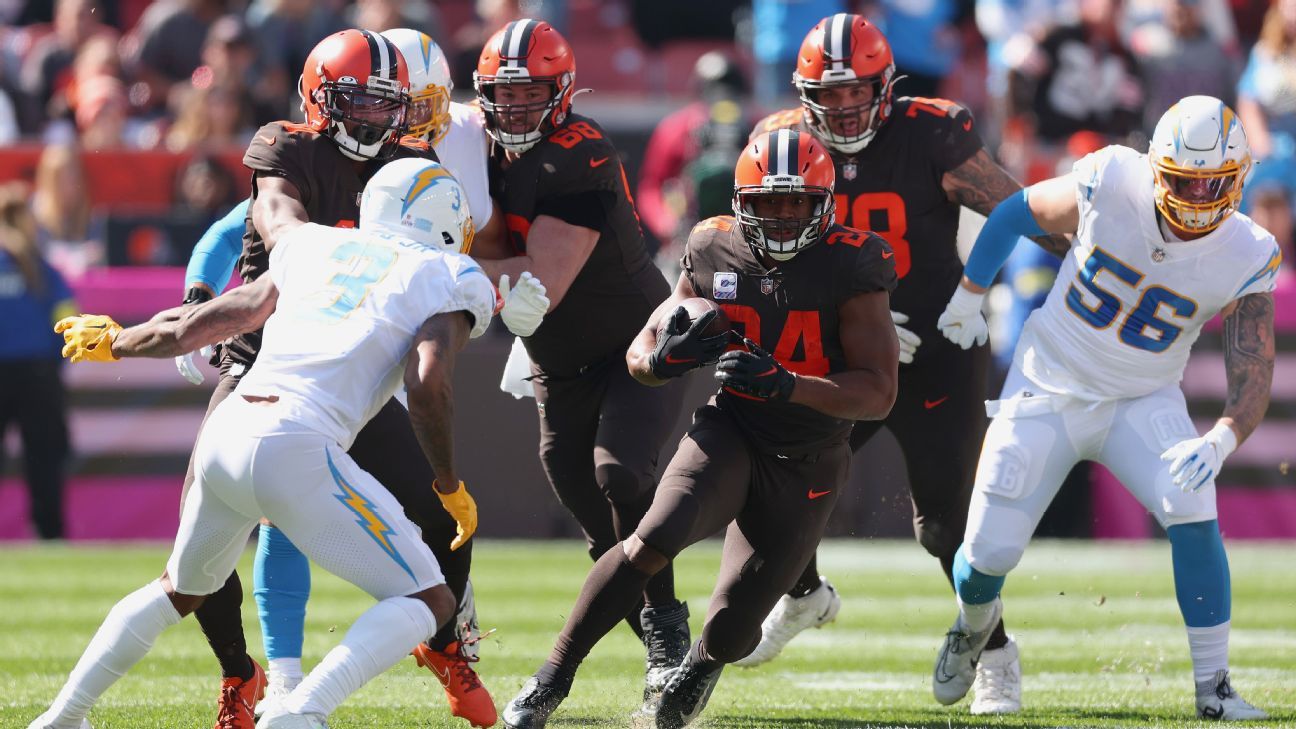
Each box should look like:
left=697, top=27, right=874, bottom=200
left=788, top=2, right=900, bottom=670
left=1016, top=145, right=1282, bottom=401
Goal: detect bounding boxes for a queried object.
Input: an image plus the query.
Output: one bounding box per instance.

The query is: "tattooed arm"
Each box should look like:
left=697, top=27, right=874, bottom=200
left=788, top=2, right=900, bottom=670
left=111, top=276, right=280, bottom=358
left=1218, top=292, right=1276, bottom=443
left=941, top=148, right=1073, bottom=258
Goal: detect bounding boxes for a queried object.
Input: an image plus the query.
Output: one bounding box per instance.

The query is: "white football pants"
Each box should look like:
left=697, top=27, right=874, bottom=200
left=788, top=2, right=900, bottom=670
left=963, top=365, right=1218, bottom=576
left=166, top=396, right=444, bottom=598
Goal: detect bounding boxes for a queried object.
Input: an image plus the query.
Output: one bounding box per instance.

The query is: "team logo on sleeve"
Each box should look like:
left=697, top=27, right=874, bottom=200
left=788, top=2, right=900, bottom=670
left=714, top=272, right=738, bottom=299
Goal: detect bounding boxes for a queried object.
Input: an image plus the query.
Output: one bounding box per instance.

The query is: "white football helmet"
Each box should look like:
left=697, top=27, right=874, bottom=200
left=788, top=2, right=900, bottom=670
left=381, top=28, right=453, bottom=145
left=360, top=158, right=475, bottom=254
left=1149, top=95, right=1252, bottom=233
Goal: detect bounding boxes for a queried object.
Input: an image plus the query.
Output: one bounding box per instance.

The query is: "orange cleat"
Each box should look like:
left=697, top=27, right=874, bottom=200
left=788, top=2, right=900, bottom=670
left=213, top=658, right=267, bottom=729
left=413, top=641, right=497, bottom=728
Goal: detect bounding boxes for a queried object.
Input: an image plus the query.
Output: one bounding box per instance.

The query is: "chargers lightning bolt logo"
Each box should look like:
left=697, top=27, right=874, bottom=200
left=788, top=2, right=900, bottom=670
left=327, top=449, right=417, bottom=584
left=402, top=163, right=455, bottom=215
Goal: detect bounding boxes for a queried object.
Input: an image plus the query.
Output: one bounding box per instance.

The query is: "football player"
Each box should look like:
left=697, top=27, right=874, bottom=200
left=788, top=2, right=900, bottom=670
left=34, top=160, right=496, bottom=729
left=503, top=130, right=898, bottom=729
left=737, top=16, right=1069, bottom=714
left=467, top=19, right=693, bottom=693
left=933, top=95, right=1274, bottom=721
left=163, top=29, right=510, bottom=728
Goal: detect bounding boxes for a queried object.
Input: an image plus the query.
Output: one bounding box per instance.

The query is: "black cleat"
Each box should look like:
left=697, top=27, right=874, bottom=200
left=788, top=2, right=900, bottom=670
left=503, top=676, right=569, bottom=729
left=653, top=660, right=723, bottom=729
left=641, top=601, right=691, bottom=703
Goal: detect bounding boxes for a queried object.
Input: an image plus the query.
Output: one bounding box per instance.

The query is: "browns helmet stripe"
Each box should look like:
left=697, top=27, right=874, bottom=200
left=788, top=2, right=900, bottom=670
left=361, top=30, right=399, bottom=81
left=827, top=13, right=851, bottom=71
left=500, top=18, right=537, bottom=69
left=765, top=128, right=799, bottom=177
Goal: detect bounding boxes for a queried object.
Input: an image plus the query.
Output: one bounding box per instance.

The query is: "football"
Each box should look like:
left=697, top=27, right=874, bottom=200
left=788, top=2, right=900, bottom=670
left=661, top=297, right=731, bottom=338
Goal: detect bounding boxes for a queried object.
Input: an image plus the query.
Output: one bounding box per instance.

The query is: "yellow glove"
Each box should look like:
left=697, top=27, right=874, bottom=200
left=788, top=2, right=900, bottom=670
left=55, top=314, right=123, bottom=363
left=434, top=480, right=477, bottom=551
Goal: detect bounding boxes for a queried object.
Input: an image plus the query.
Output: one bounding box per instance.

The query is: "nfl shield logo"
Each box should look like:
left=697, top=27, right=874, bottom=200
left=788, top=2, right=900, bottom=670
left=842, top=162, right=857, bottom=181
left=761, top=277, right=775, bottom=295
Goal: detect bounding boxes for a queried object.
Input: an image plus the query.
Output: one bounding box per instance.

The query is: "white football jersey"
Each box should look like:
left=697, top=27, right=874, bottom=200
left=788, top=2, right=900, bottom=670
left=1015, top=145, right=1282, bottom=401
left=435, top=102, right=492, bottom=232
left=235, top=223, right=497, bottom=448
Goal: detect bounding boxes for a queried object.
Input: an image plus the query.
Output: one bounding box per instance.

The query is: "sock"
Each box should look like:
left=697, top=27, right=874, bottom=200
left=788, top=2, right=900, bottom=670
left=687, top=638, right=723, bottom=672
left=952, top=545, right=1004, bottom=633
left=286, top=596, right=434, bottom=717
left=194, top=570, right=253, bottom=680
left=1187, top=622, right=1231, bottom=683
left=788, top=555, right=821, bottom=598
left=548, top=546, right=654, bottom=674
left=44, top=581, right=182, bottom=725
left=269, top=657, right=304, bottom=686
left=254, top=525, right=311, bottom=670
left=1167, top=520, right=1231, bottom=627
left=643, top=562, right=677, bottom=607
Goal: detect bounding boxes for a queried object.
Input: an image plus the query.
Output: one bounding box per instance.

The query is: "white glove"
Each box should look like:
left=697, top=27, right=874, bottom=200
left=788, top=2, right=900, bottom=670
left=1160, top=423, right=1238, bottom=493
left=938, top=285, right=988, bottom=350
left=174, top=345, right=214, bottom=386
left=499, top=272, right=550, bottom=337
left=891, top=311, right=922, bottom=364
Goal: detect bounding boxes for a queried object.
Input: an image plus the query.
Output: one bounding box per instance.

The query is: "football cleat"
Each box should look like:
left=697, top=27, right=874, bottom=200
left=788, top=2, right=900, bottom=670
left=733, top=577, right=840, bottom=667
left=1196, top=669, right=1268, bottom=721
left=503, top=676, right=569, bottom=729
left=253, top=671, right=299, bottom=718
left=641, top=600, right=691, bottom=703
left=652, top=659, right=724, bottom=729
left=970, top=635, right=1021, bottom=715
left=26, top=713, right=92, bottom=728
left=215, top=659, right=267, bottom=729
left=932, top=599, right=1002, bottom=706
left=413, top=640, right=497, bottom=728
left=254, top=706, right=328, bottom=728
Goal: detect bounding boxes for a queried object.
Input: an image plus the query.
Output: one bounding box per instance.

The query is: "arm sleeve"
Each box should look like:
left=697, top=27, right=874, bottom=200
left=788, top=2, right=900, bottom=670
left=185, top=199, right=250, bottom=291
left=962, top=189, right=1046, bottom=288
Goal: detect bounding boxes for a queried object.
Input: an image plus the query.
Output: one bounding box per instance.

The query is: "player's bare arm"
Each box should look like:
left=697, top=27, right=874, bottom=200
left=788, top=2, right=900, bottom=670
left=627, top=272, right=700, bottom=386
left=957, top=172, right=1080, bottom=295
left=473, top=215, right=598, bottom=310
left=1219, top=292, right=1276, bottom=443
left=405, top=310, right=473, bottom=491
left=788, top=290, right=898, bottom=420
left=252, top=175, right=309, bottom=252
left=469, top=199, right=510, bottom=259
left=942, top=149, right=1071, bottom=258
left=111, top=276, right=280, bottom=358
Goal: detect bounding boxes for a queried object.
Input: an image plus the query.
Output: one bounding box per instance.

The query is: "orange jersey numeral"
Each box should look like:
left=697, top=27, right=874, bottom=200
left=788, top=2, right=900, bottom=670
left=833, top=192, right=911, bottom=279
left=719, top=304, right=829, bottom=376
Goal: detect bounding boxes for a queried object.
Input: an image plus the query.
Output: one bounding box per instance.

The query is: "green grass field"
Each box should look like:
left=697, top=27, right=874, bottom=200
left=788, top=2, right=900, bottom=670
left=3, top=539, right=1294, bottom=729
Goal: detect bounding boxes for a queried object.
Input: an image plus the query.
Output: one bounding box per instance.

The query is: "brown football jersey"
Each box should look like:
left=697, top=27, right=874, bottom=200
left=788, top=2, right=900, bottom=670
left=489, top=113, right=669, bottom=375
left=682, top=216, right=897, bottom=456
left=219, top=122, right=438, bottom=371
left=752, top=97, right=981, bottom=331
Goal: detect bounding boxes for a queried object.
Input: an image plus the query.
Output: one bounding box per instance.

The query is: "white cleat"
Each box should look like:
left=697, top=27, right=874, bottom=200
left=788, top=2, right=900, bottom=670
left=1196, top=669, right=1268, bottom=721
left=256, top=706, right=329, bottom=728
left=733, top=577, right=840, bottom=668
left=932, top=598, right=1003, bottom=706
left=254, top=672, right=300, bottom=718
left=970, top=635, right=1021, bottom=715
left=27, top=713, right=91, bottom=729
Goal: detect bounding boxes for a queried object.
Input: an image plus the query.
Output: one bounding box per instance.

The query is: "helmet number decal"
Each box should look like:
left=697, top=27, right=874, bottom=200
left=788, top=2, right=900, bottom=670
left=834, top=192, right=910, bottom=278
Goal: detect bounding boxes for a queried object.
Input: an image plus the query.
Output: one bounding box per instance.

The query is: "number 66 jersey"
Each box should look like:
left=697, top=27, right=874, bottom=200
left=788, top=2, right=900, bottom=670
left=1016, top=145, right=1282, bottom=401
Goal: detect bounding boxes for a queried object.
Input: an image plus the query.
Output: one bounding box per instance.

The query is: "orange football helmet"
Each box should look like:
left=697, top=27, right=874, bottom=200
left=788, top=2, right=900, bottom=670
left=300, top=29, right=410, bottom=161
left=474, top=19, right=576, bottom=152
left=794, top=14, right=896, bottom=154
left=733, top=129, right=836, bottom=261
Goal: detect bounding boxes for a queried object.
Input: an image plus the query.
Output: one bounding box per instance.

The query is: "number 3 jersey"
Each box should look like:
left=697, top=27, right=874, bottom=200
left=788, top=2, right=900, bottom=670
left=234, top=223, right=497, bottom=449
left=1016, top=145, right=1282, bottom=401
left=683, top=216, right=897, bottom=456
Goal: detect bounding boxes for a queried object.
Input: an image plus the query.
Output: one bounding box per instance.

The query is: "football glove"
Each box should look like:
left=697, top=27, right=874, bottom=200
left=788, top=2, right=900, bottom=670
left=1161, top=423, right=1238, bottom=493
left=938, top=286, right=988, bottom=350
left=649, top=306, right=729, bottom=379
left=715, top=338, right=795, bottom=402
left=892, top=311, right=922, bottom=364
left=175, top=345, right=215, bottom=386
left=434, top=480, right=478, bottom=551
left=499, top=272, right=550, bottom=337
left=55, top=314, right=123, bottom=363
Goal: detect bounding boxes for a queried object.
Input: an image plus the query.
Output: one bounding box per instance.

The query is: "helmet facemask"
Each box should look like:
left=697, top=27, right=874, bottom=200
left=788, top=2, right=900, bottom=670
left=475, top=73, right=570, bottom=153
left=796, top=72, right=891, bottom=155
left=407, top=85, right=451, bottom=145
left=1152, top=158, right=1249, bottom=233
left=303, top=75, right=409, bottom=161
left=734, top=187, right=835, bottom=262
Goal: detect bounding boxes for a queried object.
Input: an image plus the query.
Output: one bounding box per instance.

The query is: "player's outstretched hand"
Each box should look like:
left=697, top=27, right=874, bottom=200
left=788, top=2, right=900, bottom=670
left=499, top=272, right=551, bottom=337
left=937, top=286, right=988, bottom=350
left=649, top=306, right=729, bottom=379
left=175, top=345, right=214, bottom=385
left=1160, top=424, right=1237, bottom=493
left=434, top=480, right=478, bottom=551
left=715, top=338, right=795, bottom=402
left=55, top=314, right=122, bottom=363
left=892, top=311, right=922, bottom=364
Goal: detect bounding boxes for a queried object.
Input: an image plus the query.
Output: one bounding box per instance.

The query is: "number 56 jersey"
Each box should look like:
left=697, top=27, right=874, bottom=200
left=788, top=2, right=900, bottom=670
left=235, top=223, right=497, bottom=448
left=1016, top=145, right=1282, bottom=401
